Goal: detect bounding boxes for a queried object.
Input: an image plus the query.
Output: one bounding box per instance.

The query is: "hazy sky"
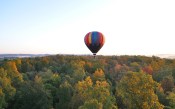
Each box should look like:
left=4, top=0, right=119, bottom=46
left=1, top=0, right=175, bottom=55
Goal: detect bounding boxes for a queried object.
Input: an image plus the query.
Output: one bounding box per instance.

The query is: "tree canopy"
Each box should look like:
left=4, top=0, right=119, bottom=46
left=0, top=55, right=175, bottom=109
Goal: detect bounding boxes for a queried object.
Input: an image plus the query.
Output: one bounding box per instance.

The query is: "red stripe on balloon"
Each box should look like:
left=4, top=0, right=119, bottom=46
left=85, top=32, right=90, bottom=46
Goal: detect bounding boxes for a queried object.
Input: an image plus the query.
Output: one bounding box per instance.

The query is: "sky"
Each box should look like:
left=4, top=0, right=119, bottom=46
left=0, top=0, right=175, bottom=55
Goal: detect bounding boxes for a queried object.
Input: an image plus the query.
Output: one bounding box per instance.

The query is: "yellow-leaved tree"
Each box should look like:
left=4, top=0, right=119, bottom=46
left=93, top=68, right=105, bottom=81
left=116, top=71, right=164, bottom=109
left=0, top=68, right=16, bottom=109
left=72, top=75, right=117, bottom=109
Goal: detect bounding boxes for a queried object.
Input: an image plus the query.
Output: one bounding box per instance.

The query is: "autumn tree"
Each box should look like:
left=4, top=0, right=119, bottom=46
left=150, top=57, right=165, bottom=72
left=0, top=68, right=16, bottom=109
left=142, top=65, right=153, bottom=75
left=71, top=76, right=93, bottom=109
left=116, top=71, right=164, bottom=109
left=14, top=59, right=22, bottom=73
left=78, top=99, right=102, bottom=109
left=3, top=61, right=23, bottom=87
left=93, top=68, right=105, bottom=81
left=72, top=76, right=117, bottom=109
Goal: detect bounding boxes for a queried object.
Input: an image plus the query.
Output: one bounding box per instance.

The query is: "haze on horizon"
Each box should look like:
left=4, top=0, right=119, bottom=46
left=1, top=0, right=175, bottom=56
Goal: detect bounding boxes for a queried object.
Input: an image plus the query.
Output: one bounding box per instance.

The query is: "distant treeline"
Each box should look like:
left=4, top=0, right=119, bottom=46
left=0, top=55, right=175, bottom=109
left=0, top=54, right=50, bottom=59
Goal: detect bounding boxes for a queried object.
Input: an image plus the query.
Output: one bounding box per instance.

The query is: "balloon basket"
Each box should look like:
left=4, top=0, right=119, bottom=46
left=93, top=53, right=96, bottom=59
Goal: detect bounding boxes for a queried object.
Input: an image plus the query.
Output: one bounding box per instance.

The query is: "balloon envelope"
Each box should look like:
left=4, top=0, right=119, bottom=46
left=84, top=31, right=105, bottom=55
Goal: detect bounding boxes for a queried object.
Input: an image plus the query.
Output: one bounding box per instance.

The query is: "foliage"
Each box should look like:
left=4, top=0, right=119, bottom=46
left=0, top=55, right=175, bottom=108
left=12, top=81, right=52, bottom=109
left=116, top=71, right=164, bottom=109
left=78, top=99, right=103, bottom=109
left=165, top=89, right=175, bottom=109
left=161, top=76, right=174, bottom=92
left=72, top=76, right=117, bottom=109
left=56, top=81, right=73, bottom=109
left=0, top=67, right=16, bottom=109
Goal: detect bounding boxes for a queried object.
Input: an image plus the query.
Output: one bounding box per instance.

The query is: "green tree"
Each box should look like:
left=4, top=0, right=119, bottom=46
left=153, top=67, right=172, bottom=82
left=130, top=62, right=140, bottom=72
left=172, top=68, right=175, bottom=82
left=161, top=76, right=174, bottom=92
left=40, top=71, right=61, bottom=109
left=156, top=87, right=169, bottom=107
left=21, top=59, right=33, bottom=73
left=69, top=60, right=86, bottom=83
left=0, top=88, right=6, bottom=109
left=79, top=99, right=102, bottom=109
left=12, top=81, right=52, bottom=109
left=56, top=81, right=73, bottom=109
left=166, top=89, right=175, bottom=109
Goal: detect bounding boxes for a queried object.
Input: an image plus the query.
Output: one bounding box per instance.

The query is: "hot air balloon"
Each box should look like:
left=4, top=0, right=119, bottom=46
left=84, top=31, right=105, bottom=56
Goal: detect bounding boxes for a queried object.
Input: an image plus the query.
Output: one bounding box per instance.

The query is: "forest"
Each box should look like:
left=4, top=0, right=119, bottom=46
left=0, top=55, right=175, bottom=109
